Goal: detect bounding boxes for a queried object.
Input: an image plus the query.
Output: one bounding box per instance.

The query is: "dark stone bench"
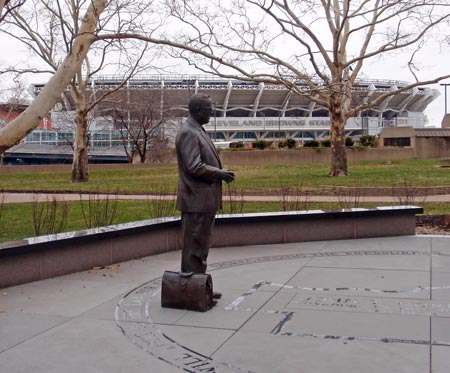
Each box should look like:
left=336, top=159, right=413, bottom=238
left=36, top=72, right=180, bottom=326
left=0, top=206, right=422, bottom=288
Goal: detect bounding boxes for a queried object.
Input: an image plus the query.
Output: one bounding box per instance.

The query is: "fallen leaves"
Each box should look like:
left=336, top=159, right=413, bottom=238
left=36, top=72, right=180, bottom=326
left=88, top=264, right=121, bottom=277
left=92, top=264, right=121, bottom=271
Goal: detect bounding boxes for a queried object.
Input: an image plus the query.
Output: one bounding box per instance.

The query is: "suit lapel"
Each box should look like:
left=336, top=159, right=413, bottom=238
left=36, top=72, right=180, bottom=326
left=188, top=117, right=222, bottom=167
left=201, top=128, right=219, bottom=156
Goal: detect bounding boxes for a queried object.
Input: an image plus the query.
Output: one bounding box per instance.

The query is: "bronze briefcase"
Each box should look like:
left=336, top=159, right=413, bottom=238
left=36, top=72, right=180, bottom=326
left=161, top=271, right=214, bottom=312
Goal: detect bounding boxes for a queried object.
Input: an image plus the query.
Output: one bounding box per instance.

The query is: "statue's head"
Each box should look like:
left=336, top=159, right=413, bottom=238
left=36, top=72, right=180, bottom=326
left=189, top=93, right=213, bottom=125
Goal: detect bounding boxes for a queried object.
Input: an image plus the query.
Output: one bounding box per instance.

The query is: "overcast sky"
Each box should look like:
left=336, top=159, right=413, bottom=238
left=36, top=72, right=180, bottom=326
left=360, top=38, right=450, bottom=127
left=0, top=28, right=449, bottom=127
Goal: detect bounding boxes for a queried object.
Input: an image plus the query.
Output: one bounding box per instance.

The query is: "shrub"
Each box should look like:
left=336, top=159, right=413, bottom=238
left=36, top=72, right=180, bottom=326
left=222, top=184, right=245, bottom=214
left=345, top=137, right=354, bottom=147
left=230, top=141, right=245, bottom=149
left=321, top=139, right=331, bottom=147
left=0, top=190, right=4, bottom=237
left=252, top=140, right=270, bottom=150
left=79, top=188, right=121, bottom=229
left=303, top=140, right=320, bottom=148
left=285, top=138, right=297, bottom=149
left=360, top=135, right=378, bottom=147
left=278, top=138, right=296, bottom=149
left=146, top=184, right=177, bottom=219
left=32, top=196, right=68, bottom=236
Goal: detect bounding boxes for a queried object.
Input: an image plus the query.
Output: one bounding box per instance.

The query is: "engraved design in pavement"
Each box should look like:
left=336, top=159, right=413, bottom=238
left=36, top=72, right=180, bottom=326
left=115, top=249, right=450, bottom=372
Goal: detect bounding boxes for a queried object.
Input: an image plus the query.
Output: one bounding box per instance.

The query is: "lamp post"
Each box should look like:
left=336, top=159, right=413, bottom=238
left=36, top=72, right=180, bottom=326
left=278, top=111, right=281, bottom=143
left=160, top=80, right=165, bottom=142
left=440, top=83, right=450, bottom=115
left=213, top=103, right=217, bottom=142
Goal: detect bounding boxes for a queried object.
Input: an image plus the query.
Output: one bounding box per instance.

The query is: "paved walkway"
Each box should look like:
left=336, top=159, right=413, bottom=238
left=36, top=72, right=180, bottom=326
left=1, top=235, right=450, bottom=372
left=3, top=191, right=450, bottom=203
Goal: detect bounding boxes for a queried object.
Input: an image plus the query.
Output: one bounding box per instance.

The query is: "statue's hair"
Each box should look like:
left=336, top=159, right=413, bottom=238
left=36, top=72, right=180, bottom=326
left=188, top=93, right=211, bottom=114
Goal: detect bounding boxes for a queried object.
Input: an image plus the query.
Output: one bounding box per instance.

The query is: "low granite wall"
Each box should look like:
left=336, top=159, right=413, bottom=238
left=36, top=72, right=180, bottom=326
left=0, top=148, right=417, bottom=174
left=220, top=147, right=415, bottom=165
left=0, top=206, right=422, bottom=289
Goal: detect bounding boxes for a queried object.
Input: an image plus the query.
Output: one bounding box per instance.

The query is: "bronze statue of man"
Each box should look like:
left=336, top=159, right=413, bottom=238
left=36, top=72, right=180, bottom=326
left=175, top=93, right=235, bottom=298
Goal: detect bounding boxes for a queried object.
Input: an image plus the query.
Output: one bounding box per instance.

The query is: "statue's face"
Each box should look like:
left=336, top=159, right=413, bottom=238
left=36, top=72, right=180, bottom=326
left=193, top=98, right=213, bottom=125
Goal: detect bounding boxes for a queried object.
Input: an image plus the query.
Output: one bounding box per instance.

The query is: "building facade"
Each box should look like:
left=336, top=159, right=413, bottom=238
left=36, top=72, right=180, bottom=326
left=28, top=74, right=439, bottom=147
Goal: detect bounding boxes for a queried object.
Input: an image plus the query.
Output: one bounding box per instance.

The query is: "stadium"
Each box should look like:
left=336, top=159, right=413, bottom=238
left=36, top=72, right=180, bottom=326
left=28, top=74, right=439, bottom=148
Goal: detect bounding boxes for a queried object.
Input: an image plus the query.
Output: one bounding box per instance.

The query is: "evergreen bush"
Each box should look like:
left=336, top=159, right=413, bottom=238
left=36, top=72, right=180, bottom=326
left=252, top=140, right=270, bottom=150
left=345, top=137, right=355, bottom=147
left=303, top=140, right=320, bottom=147
left=321, top=139, right=331, bottom=147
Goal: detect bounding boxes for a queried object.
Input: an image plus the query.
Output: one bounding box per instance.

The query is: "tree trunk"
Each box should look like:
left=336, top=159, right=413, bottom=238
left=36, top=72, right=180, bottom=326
left=329, top=94, right=348, bottom=176
left=140, top=143, right=147, bottom=163
left=131, top=147, right=145, bottom=164
left=0, top=0, right=6, bottom=16
left=71, top=109, right=89, bottom=182
left=0, top=0, right=108, bottom=155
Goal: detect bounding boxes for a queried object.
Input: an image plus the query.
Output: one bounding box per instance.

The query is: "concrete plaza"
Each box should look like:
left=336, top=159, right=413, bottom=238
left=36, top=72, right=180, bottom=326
left=1, top=235, right=450, bottom=372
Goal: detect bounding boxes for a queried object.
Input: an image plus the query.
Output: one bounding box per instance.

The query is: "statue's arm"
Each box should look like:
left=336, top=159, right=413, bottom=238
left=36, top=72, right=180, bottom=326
left=178, top=131, right=224, bottom=183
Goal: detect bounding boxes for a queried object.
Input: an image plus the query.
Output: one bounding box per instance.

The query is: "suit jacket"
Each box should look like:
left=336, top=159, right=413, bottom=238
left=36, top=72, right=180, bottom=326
left=176, top=116, right=224, bottom=213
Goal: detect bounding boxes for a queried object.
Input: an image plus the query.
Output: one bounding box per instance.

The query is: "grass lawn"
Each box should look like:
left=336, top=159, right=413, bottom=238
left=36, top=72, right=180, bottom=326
left=0, top=198, right=448, bottom=243
left=0, top=158, right=449, bottom=242
left=1, top=158, right=449, bottom=193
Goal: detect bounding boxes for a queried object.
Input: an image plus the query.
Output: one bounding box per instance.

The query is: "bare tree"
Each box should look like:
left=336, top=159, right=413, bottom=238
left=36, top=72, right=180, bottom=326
left=0, top=0, right=25, bottom=22
left=0, top=0, right=8, bottom=16
left=67, top=46, right=148, bottom=182
left=1, top=0, right=152, bottom=181
left=121, top=0, right=450, bottom=176
left=2, top=0, right=449, bottom=180
left=109, top=89, right=183, bottom=163
left=0, top=0, right=109, bottom=156
left=0, top=75, right=30, bottom=129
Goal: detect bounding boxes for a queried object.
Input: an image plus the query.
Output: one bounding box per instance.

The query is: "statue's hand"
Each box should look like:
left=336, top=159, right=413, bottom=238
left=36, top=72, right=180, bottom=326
left=221, top=169, right=235, bottom=183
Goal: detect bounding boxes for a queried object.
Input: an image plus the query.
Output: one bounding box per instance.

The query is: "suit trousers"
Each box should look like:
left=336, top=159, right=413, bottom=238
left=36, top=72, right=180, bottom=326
left=181, top=211, right=216, bottom=274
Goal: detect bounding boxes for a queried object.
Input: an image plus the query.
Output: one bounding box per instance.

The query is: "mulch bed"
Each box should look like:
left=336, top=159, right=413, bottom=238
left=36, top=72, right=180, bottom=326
left=416, top=214, right=450, bottom=235
left=311, top=186, right=450, bottom=196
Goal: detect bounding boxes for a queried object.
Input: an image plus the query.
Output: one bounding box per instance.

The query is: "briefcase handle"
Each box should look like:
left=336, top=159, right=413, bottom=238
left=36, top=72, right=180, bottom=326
left=179, top=271, right=193, bottom=288
left=180, top=272, right=194, bottom=278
